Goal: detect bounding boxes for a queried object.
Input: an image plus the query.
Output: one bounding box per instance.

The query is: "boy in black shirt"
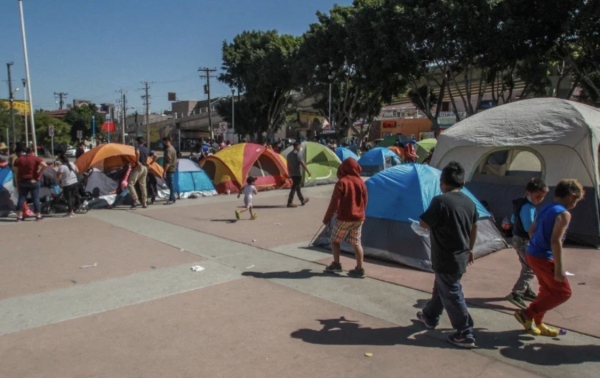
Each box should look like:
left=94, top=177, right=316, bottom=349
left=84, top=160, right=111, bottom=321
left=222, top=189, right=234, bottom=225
left=417, top=161, right=479, bottom=348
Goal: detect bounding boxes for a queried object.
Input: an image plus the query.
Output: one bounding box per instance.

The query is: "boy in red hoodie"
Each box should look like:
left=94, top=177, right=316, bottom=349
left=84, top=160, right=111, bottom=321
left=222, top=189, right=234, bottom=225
left=323, top=158, right=368, bottom=278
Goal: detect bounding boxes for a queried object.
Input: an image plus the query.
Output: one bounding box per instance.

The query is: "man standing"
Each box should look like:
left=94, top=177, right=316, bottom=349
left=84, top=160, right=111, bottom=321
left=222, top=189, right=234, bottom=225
left=14, top=148, right=47, bottom=221
left=286, top=142, right=311, bottom=208
left=162, top=137, right=178, bottom=205
left=128, top=137, right=149, bottom=208
left=75, top=142, right=86, bottom=159
left=417, top=161, right=479, bottom=348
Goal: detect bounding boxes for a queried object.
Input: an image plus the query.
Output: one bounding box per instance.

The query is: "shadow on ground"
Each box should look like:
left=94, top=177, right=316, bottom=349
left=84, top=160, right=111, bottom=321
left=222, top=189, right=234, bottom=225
left=243, top=269, right=348, bottom=280
left=291, top=317, right=600, bottom=366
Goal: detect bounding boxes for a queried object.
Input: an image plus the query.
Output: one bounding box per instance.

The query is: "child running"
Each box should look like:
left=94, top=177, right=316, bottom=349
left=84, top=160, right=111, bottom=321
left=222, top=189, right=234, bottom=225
left=514, top=179, right=584, bottom=337
left=506, top=178, right=549, bottom=309
left=236, top=176, right=258, bottom=220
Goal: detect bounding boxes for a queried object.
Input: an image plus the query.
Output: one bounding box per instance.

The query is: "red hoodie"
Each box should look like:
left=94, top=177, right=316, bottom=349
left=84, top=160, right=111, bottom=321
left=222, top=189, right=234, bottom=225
left=323, top=159, right=368, bottom=223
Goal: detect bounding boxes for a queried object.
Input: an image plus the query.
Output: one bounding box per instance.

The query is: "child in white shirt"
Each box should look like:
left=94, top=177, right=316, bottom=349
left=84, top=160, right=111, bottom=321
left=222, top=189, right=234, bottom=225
left=236, top=176, right=258, bottom=220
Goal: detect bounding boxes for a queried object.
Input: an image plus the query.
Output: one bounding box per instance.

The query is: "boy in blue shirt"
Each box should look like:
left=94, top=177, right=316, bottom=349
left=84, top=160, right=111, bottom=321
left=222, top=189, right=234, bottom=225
left=506, top=178, right=549, bottom=309
left=514, top=179, right=584, bottom=337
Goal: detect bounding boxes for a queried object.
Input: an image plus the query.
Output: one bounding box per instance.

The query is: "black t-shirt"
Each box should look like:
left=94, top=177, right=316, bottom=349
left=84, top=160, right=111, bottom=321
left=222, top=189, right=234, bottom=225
left=420, top=192, right=479, bottom=274
left=137, top=145, right=149, bottom=166
left=75, top=147, right=85, bottom=159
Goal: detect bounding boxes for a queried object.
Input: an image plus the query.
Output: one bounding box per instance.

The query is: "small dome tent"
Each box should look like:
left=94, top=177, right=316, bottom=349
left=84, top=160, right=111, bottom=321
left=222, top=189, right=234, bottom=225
left=174, top=159, right=217, bottom=197
left=281, top=142, right=341, bottom=187
left=358, top=147, right=401, bottom=176
left=432, top=98, right=600, bottom=246
left=336, top=146, right=359, bottom=161
left=315, top=164, right=507, bottom=272
left=201, top=143, right=289, bottom=194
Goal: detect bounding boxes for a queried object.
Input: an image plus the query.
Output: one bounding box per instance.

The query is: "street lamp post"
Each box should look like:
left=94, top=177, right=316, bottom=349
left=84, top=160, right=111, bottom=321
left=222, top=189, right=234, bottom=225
left=18, top=0, right=38, bottom=155
left=22, top=78, right=28, bottom=147
left=231, top=88, right=235, bottom=142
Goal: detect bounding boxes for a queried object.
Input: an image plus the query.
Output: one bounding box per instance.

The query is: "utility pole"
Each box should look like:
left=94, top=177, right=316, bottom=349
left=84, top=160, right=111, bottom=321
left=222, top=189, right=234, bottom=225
left=121, top=90, right=127, bottom=144
left=54, top=92, right=68, bottom=110
left=141, top=82, right=151, bottom=144
left=199, top=67, right=217, bottom=139
left=6, top=62, right=16, bottom=144
left=231, top=88, right=236, bottom=142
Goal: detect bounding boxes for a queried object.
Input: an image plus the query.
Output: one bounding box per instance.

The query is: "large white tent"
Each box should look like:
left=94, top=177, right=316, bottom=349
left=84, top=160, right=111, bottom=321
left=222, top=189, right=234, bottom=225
left=432, top=98, right=600, bottom=246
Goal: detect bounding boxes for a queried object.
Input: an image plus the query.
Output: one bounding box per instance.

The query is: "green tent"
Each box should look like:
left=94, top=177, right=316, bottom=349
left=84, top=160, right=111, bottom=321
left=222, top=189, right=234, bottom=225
left=281, top=142, right=341, bottom=186
left=416, top=138, right=437, bottom=163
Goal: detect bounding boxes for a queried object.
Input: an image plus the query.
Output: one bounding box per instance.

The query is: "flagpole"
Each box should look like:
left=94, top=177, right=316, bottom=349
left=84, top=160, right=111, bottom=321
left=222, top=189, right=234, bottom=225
left=18, top=0, right=37, bottom=155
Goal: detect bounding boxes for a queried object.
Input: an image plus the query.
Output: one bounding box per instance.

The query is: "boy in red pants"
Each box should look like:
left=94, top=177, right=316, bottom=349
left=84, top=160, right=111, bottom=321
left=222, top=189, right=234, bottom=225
left=514, top=179, right=584, bottom=337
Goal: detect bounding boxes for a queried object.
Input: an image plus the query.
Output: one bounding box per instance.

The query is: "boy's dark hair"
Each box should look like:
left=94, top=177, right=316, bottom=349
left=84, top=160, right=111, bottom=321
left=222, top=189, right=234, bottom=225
left=525, top=178, right=548, bottom=193
left=555, top=179, right=584, bottom=199
left=293, top=141, right=301, bottom=148
left=162, top=137, right=171, bottom=142
left=246, top=176, right=256, bottom=184
left=25, top=147, right=33, bottom=154
left=441, top=161, right=465, bottom=189
left=136, top=137, right=145, bottom=144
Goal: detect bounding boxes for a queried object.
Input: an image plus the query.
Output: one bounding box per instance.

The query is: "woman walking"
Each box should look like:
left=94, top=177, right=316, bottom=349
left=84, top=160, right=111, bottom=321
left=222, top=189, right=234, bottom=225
left=56, top=154, right=79, bottom=217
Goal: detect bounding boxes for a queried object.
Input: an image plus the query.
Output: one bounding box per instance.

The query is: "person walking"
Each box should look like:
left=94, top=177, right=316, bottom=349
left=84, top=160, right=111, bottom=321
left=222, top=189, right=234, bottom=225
left=162, top=137, right=178, bottom=205
left=14, top=148, right=48, bottom=222
left=56, top=154, right=79, bottom=217
left=323, top=158, right=368, bottom=278
left=514, top=179, right=584, bottom=337
left=128, top=137, right=149, bottom=208
left=417, top=161, right=479, bottom=348
left=75, top=142, right=86, bottom=160
left=286, top=142, right=311, bottom=208
left=505, top=178, right=549, bottom=309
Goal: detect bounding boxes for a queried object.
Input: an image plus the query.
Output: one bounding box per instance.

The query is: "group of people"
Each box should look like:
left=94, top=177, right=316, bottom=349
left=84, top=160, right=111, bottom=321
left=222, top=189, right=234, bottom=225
left=290, top=139, right=582, bottom=348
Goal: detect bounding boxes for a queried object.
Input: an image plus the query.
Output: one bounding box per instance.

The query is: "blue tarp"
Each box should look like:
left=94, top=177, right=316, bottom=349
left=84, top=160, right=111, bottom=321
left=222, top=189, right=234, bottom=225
left=366, top=164, right=491, bottom=223
left=336, top=147, right=359, bottom=161
left=174, top=159, right=216, bottom=194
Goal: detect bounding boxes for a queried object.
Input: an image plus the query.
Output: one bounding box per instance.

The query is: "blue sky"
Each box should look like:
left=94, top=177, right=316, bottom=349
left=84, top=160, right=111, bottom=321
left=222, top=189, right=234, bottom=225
left=1, top=0, right=350, bottom=114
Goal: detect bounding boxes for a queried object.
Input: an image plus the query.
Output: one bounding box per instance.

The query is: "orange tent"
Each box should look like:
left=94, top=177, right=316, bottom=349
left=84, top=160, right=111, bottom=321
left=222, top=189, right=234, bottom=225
left=76, top=143, right=163, bottom=177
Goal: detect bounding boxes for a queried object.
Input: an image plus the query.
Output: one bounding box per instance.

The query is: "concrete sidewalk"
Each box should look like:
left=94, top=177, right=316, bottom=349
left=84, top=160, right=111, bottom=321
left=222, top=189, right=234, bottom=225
left=0, top=186, right=598, bottom=378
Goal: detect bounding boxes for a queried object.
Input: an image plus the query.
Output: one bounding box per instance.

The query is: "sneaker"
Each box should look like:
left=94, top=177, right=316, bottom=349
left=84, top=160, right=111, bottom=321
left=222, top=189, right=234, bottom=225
left=301, top=198, right=310, bottom=206
left=514, top=310, right=541, bottom=336
left=251, top=213, right=258, bottom=220
left=287, top=204, right=298, bottom=208
left=130, top=201, right=141, bottom=209
left=324, top=262, right=343, bottom=274
left=35, top=216, right=43, bottom=222
left=506, top=293, right=528, bottom=309
left=536, top=323, right=559, bottom=337
left=523, top=287, right=537, bottom=302
left=416, top=311, right=437, bottom=329
left=235, top=210, right=241, bottom=220
left=447, top=333, right=476, bottom=349
left=348, top=268, right=366, bottom=278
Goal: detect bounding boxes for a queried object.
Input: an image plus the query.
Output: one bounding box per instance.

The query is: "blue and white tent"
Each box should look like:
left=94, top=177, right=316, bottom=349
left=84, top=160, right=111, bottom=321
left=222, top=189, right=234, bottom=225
left=316, top=164, right=506, bottom=272
left=0, top=163, right=16, bottom=217
left=174, top=159, right=217, bottom=198
left=357, top=147, right=400, bottom=176
left=336, top=146, right=359, bottom=161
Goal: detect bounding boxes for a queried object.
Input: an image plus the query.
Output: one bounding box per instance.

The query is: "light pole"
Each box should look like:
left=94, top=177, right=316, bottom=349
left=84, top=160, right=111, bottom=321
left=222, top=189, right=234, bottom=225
left=231, top=88, right=235, bottom=142
left=18, top=0, right=38, bottom=155
left=22, top=78, right=28, bottom=147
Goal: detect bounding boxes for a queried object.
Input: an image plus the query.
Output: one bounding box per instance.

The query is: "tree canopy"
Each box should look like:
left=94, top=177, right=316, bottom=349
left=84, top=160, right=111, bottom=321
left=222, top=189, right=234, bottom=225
left=33, top=113, right=71, bottom=147
left=62, top=104, right=105, bottom=141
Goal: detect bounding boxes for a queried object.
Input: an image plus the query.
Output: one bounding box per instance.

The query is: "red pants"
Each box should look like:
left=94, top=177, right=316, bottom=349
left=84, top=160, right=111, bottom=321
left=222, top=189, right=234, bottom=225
left=524, top=254, right=572, bottom=324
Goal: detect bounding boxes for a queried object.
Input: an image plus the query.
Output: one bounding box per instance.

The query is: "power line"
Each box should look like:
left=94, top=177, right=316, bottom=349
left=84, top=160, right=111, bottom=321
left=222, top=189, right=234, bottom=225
left=140, top=82, right=152, bottom=143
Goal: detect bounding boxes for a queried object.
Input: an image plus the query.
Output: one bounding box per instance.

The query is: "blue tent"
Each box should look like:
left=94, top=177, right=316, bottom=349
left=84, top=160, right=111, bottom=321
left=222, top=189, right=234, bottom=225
left=316, top=164, right=507, bottom=272
left=0, top=164, right=16, bottom=216
left=174, top=159, right=217, bottom=196
left=358, top=147, right=401, bottom=176
left=336, top=147, right=359, bottom=161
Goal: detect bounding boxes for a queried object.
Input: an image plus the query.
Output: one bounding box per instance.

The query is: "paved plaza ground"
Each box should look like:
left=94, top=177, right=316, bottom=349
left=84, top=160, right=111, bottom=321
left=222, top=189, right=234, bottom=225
left=0, top=184, right=599, bottom=377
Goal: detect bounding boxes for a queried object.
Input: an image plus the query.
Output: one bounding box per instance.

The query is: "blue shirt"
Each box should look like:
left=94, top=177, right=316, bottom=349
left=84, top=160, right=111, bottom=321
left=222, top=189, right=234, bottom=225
left=527, top=203, right=567, bottom=260
left=511, top=201, right=536, bottom=234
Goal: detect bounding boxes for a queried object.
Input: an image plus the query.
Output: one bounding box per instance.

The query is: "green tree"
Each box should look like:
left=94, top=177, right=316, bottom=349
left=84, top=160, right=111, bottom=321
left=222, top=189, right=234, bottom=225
left=296, top=1, right=402, bottom=138
left=33, top=112, right=71, bottom=148
left=0, top=102, right=25, bottom=143
left=219, top=31, right=300, bottom=138
left=62, top=103, right=105, bottom=142
left=215, top=96, right=268, bottom=139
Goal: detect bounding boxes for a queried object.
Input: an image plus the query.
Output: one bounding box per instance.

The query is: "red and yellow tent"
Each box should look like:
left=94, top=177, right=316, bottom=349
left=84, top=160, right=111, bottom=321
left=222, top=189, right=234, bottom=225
left=201, top=143, right=289, bottom=194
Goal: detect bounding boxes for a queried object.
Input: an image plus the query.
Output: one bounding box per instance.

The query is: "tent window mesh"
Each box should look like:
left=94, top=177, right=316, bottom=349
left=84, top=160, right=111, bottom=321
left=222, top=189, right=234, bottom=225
left=473, top=149, right=543, bottom=184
